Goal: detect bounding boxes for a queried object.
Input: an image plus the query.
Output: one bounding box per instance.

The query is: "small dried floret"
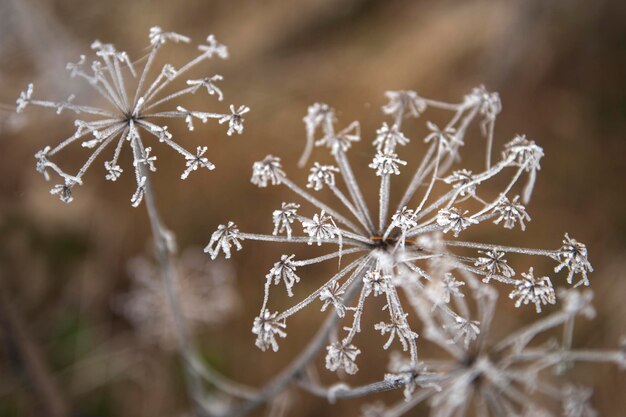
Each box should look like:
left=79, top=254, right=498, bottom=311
left=205, top=221, right=244, bottom=259
left=475, top=249, right=515, bottom=281
left=448, top=316, right=480, bottom=349
left=50, top=179, right=78, bottom=204
left=307, top=163, right=339, bottom=191
left=503, top=135, right=543, bottom=172
left=466, top=85, right=501, bottom=122
left=181, top=146, right=214, bottom=180
left=439, top=273, right=465, bottom=304
left=187, top=75, right=224, bottom=100
left=252, top=310, right=286, bottom=352
left=219, top=104, right=249, bottom=136
left=443, top=169, right=476, bottom=197
left=363, top=269, right=390, bottom=297
left=373, top=122, right=409, bottom=153
left=325, top=342, right=361, bottom=375
left=375, top=313, right=418, bottom=351
left=385, top=353, right=439, bottom=400
left=390, top=207, right=417, bottom=232
left=315, top=121, right=360, bottom=155
left=267, top=254, right=300, bottom=297
left=34, top=146, right=51, bottom=180
left=319, top=281, right=346, bottom=317
left=509, top=267, right=556, bottom=313
left=251, top=155, right=285, bottom=187
left=302, top=210, right=339, bottom=246
left=104, top=160, right=123, bottom=181
left=198, top=34, right=229, bottom=59
left=304, top=103, right=335, bottom=135
left=149, top=26, right=191, bottom=47
left=369, top=151, right=407, bottom=176
left=382, top=90, right=427, bottom=120
left=493, top=195, right=531, bottom=230
left=555, top=234, right=593, bottom=287
left=135, top=146, right=157, bottom=172
left=437, top=207, right=478, bottom=237
left=16, top=83, right=33, bottom=113
left=561, top=385, right=597, bottom=417
left=272, top=202, right=300, bottom=238
left=425, top=121, right=461, bottom=152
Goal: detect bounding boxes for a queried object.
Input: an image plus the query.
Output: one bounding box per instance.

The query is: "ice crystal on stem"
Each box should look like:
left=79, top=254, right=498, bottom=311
left=206, top=88, right=597, bottom=380
left=19, top=27, right=248, bottom=204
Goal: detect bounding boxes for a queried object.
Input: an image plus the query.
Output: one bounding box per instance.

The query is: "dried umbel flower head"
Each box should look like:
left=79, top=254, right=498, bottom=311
left=206, top=88, right=593, bottom=378
left=19, top=27, right=249, bottom=205
left=115, top=248, right=239, bottom=350
left=374, top=274, right=625, bottom=417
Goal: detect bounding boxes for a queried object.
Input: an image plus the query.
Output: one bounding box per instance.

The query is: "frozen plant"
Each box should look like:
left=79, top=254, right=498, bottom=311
left=18, top=27, right=251, bottom=417
left=116, top=248, right=239, bottom=350
left=206, top=87, right=594, bottom=380
left=18, top=27, right=248, bottom=205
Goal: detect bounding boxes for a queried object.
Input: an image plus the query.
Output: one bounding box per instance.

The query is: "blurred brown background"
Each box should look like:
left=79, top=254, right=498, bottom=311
left=1, top=0, right=625, bottom=416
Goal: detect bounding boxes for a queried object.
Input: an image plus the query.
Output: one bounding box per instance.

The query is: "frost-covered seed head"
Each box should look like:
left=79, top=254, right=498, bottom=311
left=555, top=234, right=593, bottom=288
left=219, top=105, right=249, bottom=136
left=325, top=342, right=361, bottom=375
left=252, top=310, right=286, bottom=352
left=205, top=221, right=243, bottom=259
left=272, top=202, right=300, bottom=238
left=251, top=155, right=285, bottom=187
left=307, top=163, right=339, bottom=191
left=443, top=169, right=476, bottom=197
left=369, top=151, right=407, bottom=176
left=382, top=90, right=427, bottom=120
left=509, top=267, right=556, bottom=313
left=493, top=195, right=531, bottom=230
left=437, top=208, right=478, bottom=237
left=373, top=122, right=409, bottom=153
left=302, top=210, right=339, bottom=246
left=363, top=269, right=390, bottom=297
left=503, top=134, right=544, bottom=172
left=20, top=29, right=246, bottom=205
left=475, top=249, right=515, bottom=281
left=267, top=254, right=300, bottom=297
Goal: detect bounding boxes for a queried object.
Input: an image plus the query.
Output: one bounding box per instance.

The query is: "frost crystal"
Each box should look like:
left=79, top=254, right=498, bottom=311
left=20, top=28, right=247, bottom=204
left=509, top=267, right=556, bottom=313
